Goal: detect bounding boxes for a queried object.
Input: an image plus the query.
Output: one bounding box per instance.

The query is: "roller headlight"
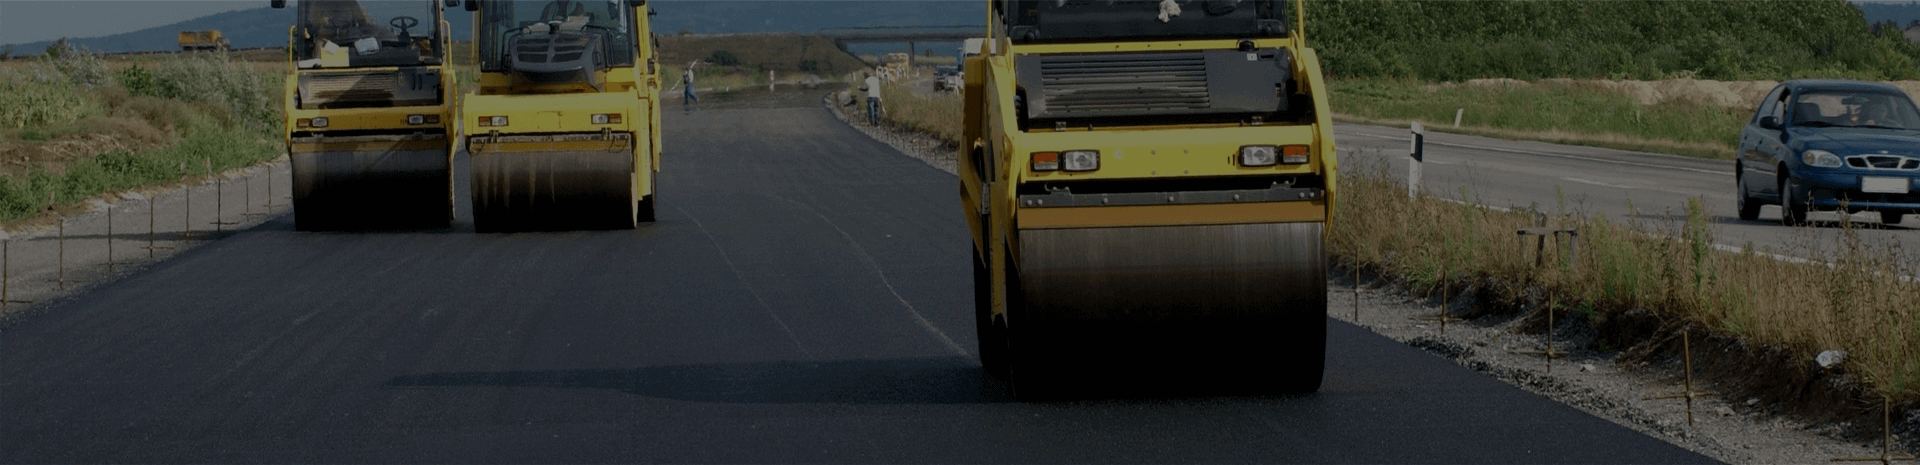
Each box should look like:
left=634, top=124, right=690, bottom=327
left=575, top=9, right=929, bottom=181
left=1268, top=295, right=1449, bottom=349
left=407, top=114, right=438, bottom=125
left=1802, top=149, right=1842, bottom=168
left=307, top=117, right=328, bottom=128
left=591, top=113, right=622, bottom=125
left=1061, top=150, right=1099, bottom=172
left=1239, top=145, right=1278, bottom=167
left=478, top=116, right=508, bottom=127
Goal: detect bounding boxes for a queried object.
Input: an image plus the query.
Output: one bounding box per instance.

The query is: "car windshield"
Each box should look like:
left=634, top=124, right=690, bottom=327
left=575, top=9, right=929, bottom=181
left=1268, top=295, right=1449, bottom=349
left=478, top=0, right=636, bottom=72
left=1002, top=0, right=1288, bottom=44
left=295, top=0, right=441, bottom=68
left=1789, top=91, right=1920, bottom=130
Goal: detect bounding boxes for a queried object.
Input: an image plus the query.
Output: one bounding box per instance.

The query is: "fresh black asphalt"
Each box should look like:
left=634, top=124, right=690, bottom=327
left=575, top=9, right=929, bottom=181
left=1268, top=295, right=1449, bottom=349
left=0, top=98, right=1717, bottom=463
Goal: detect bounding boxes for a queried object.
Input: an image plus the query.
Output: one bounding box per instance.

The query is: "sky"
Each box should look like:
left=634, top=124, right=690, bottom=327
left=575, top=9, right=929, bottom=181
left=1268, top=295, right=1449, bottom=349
left=0, top=1, right=263, bottom=45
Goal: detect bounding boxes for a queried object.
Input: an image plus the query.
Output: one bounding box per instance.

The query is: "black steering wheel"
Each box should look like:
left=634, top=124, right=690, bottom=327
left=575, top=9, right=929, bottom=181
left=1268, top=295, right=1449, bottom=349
left=389, top=16, right=420, bottom=35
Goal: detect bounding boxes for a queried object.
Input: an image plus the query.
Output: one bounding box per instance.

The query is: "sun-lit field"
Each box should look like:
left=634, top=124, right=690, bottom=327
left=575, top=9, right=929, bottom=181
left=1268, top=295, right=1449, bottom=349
left=0, top=48, right=281, bottom=223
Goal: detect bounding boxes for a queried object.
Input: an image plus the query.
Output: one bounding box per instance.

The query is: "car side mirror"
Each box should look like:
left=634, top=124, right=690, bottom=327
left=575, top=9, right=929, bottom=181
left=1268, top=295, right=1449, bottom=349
left=630, top=0, right=647, bottom=6
left=1759, top=116, right=1782, bottom=130
left=270, top=0, right=286, bottom=8
left=444, top=0, right=459, bottom=8
left=465, top=0, right=480, bottom=12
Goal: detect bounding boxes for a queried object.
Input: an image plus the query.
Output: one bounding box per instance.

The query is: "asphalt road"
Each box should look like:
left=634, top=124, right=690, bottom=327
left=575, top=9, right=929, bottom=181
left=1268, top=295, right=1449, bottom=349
left=0, top=98, right=1713, bottom=463
left=1335, top=124, right=1917, bottom=266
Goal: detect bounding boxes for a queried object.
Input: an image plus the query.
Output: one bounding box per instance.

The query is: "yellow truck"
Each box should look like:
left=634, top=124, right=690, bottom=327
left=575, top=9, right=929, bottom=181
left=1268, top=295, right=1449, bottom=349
left=273, top=0, right=460, bottom=230
left=178, top=30, right=230, bottom=52
left=462, top=0, right=661, bottom=232
left=960, top=0, right=1336, bottom=399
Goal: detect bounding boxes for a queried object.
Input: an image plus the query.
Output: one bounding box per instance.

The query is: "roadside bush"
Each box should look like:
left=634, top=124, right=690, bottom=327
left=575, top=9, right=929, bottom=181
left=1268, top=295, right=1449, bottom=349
left=1311, top=0, right=1920, bottom=81
left=144, top=53, right=277, bottom=130
left=116, top=63, right=164, bottom=98
left=0, top=71, right=95, bottom=130
left=42, top=43, right=111, bottom=90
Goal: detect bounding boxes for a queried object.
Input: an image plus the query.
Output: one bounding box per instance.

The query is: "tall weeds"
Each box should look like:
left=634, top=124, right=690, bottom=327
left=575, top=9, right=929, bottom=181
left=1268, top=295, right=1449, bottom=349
left=1332, top=149, right=1920, bottom=400
left=0, top=48, right=282, bottom=221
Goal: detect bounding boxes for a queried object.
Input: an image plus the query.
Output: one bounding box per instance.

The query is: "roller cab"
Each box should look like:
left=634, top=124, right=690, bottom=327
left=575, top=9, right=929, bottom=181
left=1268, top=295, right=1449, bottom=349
left=277, top=0, right=459, bottom=230
left=464, top=0, right=661, bottom=232
left=960, top=0, right=1336, bottom=399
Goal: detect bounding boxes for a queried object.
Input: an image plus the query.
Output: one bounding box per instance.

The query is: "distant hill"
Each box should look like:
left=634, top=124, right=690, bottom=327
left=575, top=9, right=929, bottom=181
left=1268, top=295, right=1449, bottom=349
left=3, top=1, right=983, bottom=56
left=658, top=33, right=871, bottom=74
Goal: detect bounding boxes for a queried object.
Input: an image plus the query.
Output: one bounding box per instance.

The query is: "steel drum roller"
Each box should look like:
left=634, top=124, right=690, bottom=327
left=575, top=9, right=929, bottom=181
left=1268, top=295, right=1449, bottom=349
left=1018, top=222, right=1327, bottom=325
left=289, top=134, right=452, bottom=230
left=1011, top=221, right=1327, bottom=393
left=471, top=148, right=635, bottom=231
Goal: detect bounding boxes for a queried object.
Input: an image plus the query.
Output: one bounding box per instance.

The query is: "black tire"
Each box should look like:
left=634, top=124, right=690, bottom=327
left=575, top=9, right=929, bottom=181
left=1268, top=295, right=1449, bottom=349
left=1882, top=211, right=1906, bottom=226
left=1275, top=314, right=1328, bottom=394
left=636, top=194, right=657, bottom=223
left=472, top=203, right=502, bottom=233
left=1003, top=254, right=1065, bottom=402
left=292, top=201, right=324, bottom=232
left=1736, top=169, right=1762, bottom=222
left=973, top=250, right=1008, bottom=378
left=1780, top=176, right=1810, bottom=226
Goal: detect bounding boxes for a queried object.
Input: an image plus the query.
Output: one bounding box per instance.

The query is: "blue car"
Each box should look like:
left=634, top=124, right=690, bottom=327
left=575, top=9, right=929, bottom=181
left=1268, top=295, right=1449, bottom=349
left=1737, top=80, right=1920, bottom=226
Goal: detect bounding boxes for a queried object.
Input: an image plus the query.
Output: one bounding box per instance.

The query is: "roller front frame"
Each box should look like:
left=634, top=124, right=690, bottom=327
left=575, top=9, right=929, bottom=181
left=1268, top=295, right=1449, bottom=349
left=460, top=91, right=656, bottom=231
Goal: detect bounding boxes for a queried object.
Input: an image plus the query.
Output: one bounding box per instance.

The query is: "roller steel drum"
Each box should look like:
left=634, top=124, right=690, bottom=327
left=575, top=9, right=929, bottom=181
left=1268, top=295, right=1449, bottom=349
left=289, top=134, right=453, bottom=231
left=1011, top=221, right=1327, bottom=394
left=470, top=146, right=636, bottom=232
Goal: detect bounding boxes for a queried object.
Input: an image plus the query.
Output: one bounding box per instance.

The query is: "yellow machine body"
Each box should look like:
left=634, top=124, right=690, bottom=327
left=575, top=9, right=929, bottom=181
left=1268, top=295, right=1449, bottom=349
left=463, top=0, right=661, bottom=231
left=279, top=0, right=459, bottom=230
left=179, top=30, right=230, bottom=52
left=960, top=0, right=1336, bottom=398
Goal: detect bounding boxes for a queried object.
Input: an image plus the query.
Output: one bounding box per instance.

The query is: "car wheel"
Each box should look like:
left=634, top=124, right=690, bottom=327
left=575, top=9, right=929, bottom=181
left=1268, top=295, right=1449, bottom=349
left=1780, top=176, right=1809, bottom=226
left=1882, top=211, right=1906, bottom=226
left=1736, top=169, right=1762, bottom=221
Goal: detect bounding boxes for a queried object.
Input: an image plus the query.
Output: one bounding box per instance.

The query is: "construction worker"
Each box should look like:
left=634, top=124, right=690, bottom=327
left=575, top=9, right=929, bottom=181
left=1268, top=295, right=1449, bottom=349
left=864, top=72, right=882, bottom=125
left=682, top=67, right=698, bottom=110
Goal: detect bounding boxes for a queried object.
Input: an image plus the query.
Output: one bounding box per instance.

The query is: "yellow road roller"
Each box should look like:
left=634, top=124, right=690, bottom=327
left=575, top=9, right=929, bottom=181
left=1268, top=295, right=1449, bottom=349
left=960, top=0, right=1336, bottom=399
left=462, top=0, right=661, bottom=231
left=275, top=0, right=461, bottom=230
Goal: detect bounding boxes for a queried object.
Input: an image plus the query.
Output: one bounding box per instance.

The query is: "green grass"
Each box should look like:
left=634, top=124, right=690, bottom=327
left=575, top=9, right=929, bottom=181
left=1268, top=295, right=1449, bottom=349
left=1330, top=78, right=1753, bottom=159
left=0, top=117, right=276, bottom=221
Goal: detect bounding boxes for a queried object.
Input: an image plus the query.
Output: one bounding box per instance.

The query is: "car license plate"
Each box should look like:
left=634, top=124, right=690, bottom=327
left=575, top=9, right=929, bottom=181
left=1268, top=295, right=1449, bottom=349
left=1862, top=176, right=1911, bottom=194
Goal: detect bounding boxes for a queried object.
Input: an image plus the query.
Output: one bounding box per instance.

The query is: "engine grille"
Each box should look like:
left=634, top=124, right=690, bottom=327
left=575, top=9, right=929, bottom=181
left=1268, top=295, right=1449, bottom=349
left=1014, top=49, right=1288, bottom=122
left=1033, top=52, right=1210, bottom=114
left=515, top=35, right=591, bottom=65
left=1846, top=155, right=1920, bottom=171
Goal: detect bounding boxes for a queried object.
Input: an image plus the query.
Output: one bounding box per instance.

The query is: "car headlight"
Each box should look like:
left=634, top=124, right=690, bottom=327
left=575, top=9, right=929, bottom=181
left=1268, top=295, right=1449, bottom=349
left=1802, top=149, right=1843, bottom=168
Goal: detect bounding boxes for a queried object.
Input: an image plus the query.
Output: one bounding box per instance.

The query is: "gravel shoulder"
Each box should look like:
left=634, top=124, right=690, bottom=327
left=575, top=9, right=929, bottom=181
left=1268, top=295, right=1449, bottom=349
left=820, top=89, right=1918, bottom=465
